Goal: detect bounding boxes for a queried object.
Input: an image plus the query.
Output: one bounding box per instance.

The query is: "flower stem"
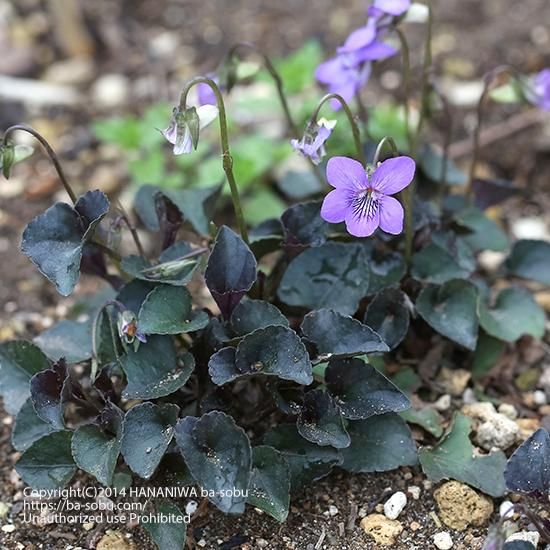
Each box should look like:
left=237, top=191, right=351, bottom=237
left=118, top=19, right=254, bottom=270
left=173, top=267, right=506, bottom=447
left=411, top=2, right=433, bottom=157
left=311, top=93, right=366, bottom=165
left=465, top=65, right=519, bottom=201
left=2, top=124, right=77, bottom=204
left=116, top=201, right=147, bottom=258
left=179, top=76, right=249, bottom=244
left=373, top=136, right=414, bottom=264
left=394, top=28, right=413, bottom=151
left=228, top=42, right=299, bottom=136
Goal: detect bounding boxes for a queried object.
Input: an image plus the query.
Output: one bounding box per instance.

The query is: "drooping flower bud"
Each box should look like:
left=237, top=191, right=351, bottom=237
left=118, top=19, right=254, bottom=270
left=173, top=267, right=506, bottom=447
left=117, top=310, right=147, bottom=350
left=1, top=142, right=15, bottom=179
left=291, top=118, right=337, bottom=165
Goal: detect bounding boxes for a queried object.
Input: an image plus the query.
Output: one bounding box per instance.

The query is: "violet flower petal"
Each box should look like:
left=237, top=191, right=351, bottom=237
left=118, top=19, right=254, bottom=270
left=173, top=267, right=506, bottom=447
left=370, top=156, right=416, bottom=194
left=326, top=156, right=368, bottom=190
left=321, top=189, right=350, bottom=223
left=345, top=199, right=380, bottom=237
left=373, top=0, right=411, bottom=16
left=378, top=194, right=404, bottom=234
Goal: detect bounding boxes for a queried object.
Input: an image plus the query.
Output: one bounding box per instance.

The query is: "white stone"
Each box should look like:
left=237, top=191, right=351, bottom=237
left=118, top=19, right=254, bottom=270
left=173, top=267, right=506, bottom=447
left=499, top=500, right=515, bottom=518
left=185, top=500, right=198, bottom=516
left=476, top=413, right=520, bottom=450
left=434, top=394, right=451, bottom=411
left=407, top=486, right=421, bottom=500
left=534, top=390, right=547, bottom=406
left=1, top=524, right=15, bottom=533
left=462, top=388, right=477, bottom=405
left=328, top=505, right=339, bottom=517
left=540, top=366, right=550, bottom=399
left=498, top=403, right=518, bottom=420
left=505, top=530, right=540, bottom=548
left=433, top=531, right=453, bottom=549
left=92, top=74, right=130, bottom=109
left=511, top=217, right=549, bottom=241
left=384, top=491, right=407, bottom=520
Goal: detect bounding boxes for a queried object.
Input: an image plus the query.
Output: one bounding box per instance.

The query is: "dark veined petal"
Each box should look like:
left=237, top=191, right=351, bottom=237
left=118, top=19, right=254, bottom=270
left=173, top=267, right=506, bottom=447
left=345, top=192, right=380, bottom=237
left=370, top=156, right=416, bottom=195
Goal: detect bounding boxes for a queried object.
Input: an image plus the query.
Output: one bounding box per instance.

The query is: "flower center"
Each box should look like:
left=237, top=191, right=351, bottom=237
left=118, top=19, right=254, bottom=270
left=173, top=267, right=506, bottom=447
left=350, top=188, right=378, bottom=221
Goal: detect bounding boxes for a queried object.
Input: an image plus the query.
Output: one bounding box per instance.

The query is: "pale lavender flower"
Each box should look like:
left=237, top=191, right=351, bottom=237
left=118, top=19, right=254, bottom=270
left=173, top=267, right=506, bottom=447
left=321, top=156, right=415, bottom=237
left=118, top=310, right=147, bottom=346
left=371, top=0, right=411, bottom=16
left=291, top=118, right=337, bottom=165
left=533, top=68, right=550, bottom=111
left=197, top=73, right=218, bottom=106
left=162, top=104, right=218, bottom=155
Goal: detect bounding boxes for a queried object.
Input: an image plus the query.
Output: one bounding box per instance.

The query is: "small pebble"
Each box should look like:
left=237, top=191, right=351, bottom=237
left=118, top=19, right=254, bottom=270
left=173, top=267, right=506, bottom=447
left=434, top=531, right=453, bottom=549
left=328, top=505, right=339, bottom=517
left=384, top=491, right=407, bottom=520
left=1, top=524, right=15, bottom=533
left=256, top=540, right=269, bottom=548
left=505, top=530, right=540, bottom=547
left=185, top=500, right=198, bottom=516
left=533, top=390, right=547, bottom=406
left=462, top=388, right=477, bottom=404
left=499, top=500, right=515, bottom=518
left=408, top=486, right=421, bottom=500
left=434, top=394, right=451, bottom=411
left=82, top=522, right=94, bottom=531
left=0, top=502, right=10, bottom=519
left=498, top=403, right=518, bottom=420
left=410, top=521, right=421, bottom=531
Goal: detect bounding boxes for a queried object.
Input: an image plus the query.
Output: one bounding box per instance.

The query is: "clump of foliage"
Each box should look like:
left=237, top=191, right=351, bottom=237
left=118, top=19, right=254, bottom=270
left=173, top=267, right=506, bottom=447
left=1, top=0, right=550, bottom=547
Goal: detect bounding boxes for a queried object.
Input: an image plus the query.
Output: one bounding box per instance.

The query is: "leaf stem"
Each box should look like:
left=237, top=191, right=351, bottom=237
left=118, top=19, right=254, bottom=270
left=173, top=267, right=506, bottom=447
left=179, top=76, right=249, bottom=244
left=116, top=201, right=147, bottom=258
left=2, top=124, right=77, bottom=204
left=311, top=93, right=366, bottom=165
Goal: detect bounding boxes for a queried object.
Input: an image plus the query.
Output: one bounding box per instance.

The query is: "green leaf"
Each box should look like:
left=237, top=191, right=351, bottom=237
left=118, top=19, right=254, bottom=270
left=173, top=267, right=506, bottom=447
left=277, top=170, right=324, bottom=200
left=455, top=208, right=508, bottom=252
left=281, top=201, right=329, bottom=248
left=489, top=82, right=524, bottom=104
left=16, top=431, right=76, bottom=489
left=365, top=248, right=407, bottom=295
left=71, top=404, right=124, bottom=486
left=0, top=340, right=51, bottom=415
left=93, top=116, right=142, bottom=150
left=230, top=299, right=288, bottom=336
left=143, top=500, right=187, bottom=550
left=416, top=279, right=479, bottom=350
left=205, top=226, right=257, bottom=319
left=340, top=413, right=418, bottom=472
left=506, top=239, right=550, bottom=285
left=121, top=402, right=179, bottom=479
left=138, top=286, right=208, bottom=335
left=411, top=232, right=475, bottom=284
left=209, top=326, right=313, bottom=386
left=418, top=143, right=467, bottom=186
left=479, top=287, right=545, bottom=342
left=400, top=407, right=444, bottom=438
left=121, top=254, right=198, bottom=287
left=175, top=411, right=252, bottom=513
left=419, top=412, right=506, bottom=497
left=243, top=189, right=287, bottom=226
left=326, top=358, right=410, bottom=420
left=21, top=190, right=109, bottom=295
left=275, top=40, right=322, bottom=93
left=263, top=424, right=342, bottom=491
left=297, top=390, right=350, bottom=448
left=301, top=309, right=388, bottom=358
left=120, top=336, right=194, bottom=399
left=117, top=279, right=156, bottom=314
left=129, top=150, right=166, bottom=185
left=278, top=242, right=369, bottom=315
left=29, top=360, right=68, bottom=429
left=364, top=288, right=410, bottom=350
left=472, top=333, right=506, bottom=380
left=33, top=320, right=92, bottom=363
left=247, top=446, right=290, bottom=522
left=367, top=102, right=409, bottom=151
left=12, top=398, right=55, bottom=452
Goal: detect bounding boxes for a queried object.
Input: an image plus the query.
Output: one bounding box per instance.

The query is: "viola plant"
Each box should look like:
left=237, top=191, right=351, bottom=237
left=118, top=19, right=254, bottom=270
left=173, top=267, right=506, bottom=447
left=1, top=1, right=550, bottom=548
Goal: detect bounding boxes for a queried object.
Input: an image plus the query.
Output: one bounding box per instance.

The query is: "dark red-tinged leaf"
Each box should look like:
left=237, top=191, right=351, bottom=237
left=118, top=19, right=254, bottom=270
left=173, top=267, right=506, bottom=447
left=205, top=226, right=257, bottom=319
left=472, top=178, right=519, bottom=209
left=280, top=200, right=329, bottom=248
left=29, top=359, right=68, bottom=430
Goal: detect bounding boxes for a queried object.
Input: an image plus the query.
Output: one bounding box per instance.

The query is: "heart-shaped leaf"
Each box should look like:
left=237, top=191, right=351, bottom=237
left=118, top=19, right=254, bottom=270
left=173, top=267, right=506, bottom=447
left=0, top=340, right=51, bottom=415
left=297, top=390, right=350, bottom=448
left=205, top=226, right=257, bottom=319
left=418, top=143, right=467, bottom=186
left=278, top=242, right=369, bottom=315
left=472, top=178, right=519, bottom=209
left=16, top=431, right=76, bottom=489
left=454, top=207, right=508, bottom=252
left=71, top=403, right=124, bottom=486
left=505, top=428, right=550, bottom=494
left=21, top=190, right=109, bottom=295
left=479, top=287, right=545, bottom=342
left=117, top=279, right=156, bottom=313
left=121, top=402, right=179, bottom=479
left=143, top=500, right=187, bottom=550
left=12, top=398, right=55, bottom=452
left=301, top=309, right=388, bottom=358
left=247, top=446, right=290, bottom=522
left=416, top=279, right=479, bottom=350
left=280, top=200, right=329, bottom=248
left=506, top=239, right=550, bottom=285
left=175, top=411, right=252, bottom=513
left=364, top=288, right=410, bottom=350
left=341, top=413, right=418, bottom=472
left=121, top=253, right=198, bottom=287
left=419, top=412, right=507, bottom=497
left=325, top=358, right=410, bottom=420
left=230, top=299, right=288, bottom=336
left=249, top=218, right=283, bottom=259
left=29, top=360, right=69, bottom=430
left=263, top=424, right=342, bottom=491
left=138, top=286, right=209, bottom=335
left=411, top=232, right=475, bottom=284
left=400, top=407, right=444, bottom=438
left=33, top=320, right=92, bottom=363
left=364, top=247, right=406, bottom=295
left=120, top=336, right=195, bottom=399
left=209, top=326, right=313, bottom=386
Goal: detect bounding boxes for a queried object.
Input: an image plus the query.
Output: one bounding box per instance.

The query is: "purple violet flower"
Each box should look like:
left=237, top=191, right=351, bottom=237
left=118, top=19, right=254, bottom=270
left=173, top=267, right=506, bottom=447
left=118, top=310, right=147, bottom=347
left=197, top=73, right=219, bottom=106
left=533, top=68, right=550, bottom=111
left=372, top=0, right=411, bottom=16
left=291, top=118, right=337, bottom=165
left=321, top=155, right=415, bottom=237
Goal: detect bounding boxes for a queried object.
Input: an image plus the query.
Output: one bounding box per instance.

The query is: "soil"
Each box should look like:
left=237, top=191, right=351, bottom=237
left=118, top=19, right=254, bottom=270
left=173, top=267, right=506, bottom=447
left=1, top=0, right=550, bottom=548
